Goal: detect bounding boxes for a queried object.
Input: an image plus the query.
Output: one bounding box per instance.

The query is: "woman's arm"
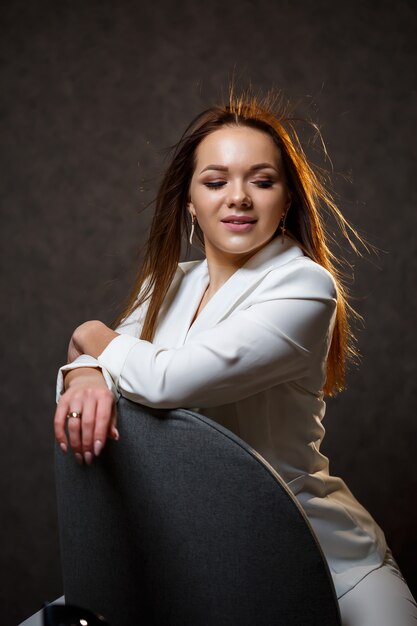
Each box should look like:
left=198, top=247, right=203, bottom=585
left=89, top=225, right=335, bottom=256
left=54, top=365, right=118, bottom=465
left=55, top=307, right=144, bottom=403
left=54, top=321, right=124, bottom=464
left=67, top=320, right=120, bottom=362
left=54, top=264, right=336, bottom=460
left=93, top=266, right=337, bottom=409
left=54, top=297, right=145, bottom=464
left=63, top=366, right=105, bottom=390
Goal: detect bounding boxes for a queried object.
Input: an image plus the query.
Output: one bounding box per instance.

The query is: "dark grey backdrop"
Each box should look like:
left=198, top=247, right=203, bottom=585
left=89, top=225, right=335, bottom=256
left=1, top=1, right=416, bottom=624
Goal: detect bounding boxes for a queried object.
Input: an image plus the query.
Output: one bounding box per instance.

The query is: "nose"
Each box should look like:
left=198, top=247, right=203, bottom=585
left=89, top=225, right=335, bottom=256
left=226, top=181, right=252, bottom=208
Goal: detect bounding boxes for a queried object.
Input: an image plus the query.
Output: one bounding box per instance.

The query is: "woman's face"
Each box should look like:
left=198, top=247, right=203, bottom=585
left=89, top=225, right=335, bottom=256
left=188, top=125, right=291, bottom=265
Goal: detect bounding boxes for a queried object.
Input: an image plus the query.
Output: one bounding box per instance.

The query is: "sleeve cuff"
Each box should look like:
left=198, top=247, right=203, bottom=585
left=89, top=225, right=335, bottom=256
left=97, top=333, right=142, bottom=387
left=55, top=354, right=119, bottom=403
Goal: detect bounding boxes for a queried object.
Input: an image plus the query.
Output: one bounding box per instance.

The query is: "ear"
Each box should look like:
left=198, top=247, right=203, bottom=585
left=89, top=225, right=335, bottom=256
left=187, top=200, right=195, bottom=217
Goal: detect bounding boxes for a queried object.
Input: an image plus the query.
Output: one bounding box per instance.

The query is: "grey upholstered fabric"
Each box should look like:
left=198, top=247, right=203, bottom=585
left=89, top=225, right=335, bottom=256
left=55, top=397, right=341, bottom=625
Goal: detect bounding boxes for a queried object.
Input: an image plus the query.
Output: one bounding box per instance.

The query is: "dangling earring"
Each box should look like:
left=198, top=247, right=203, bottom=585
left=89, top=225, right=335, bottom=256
left=279, top=210, right=287, bottom=244
left=189, top=213, right=196, bottom=246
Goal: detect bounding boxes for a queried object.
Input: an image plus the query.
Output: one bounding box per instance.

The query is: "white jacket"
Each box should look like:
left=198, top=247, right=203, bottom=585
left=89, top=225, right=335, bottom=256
left=56, top=235, right=387, bottom=599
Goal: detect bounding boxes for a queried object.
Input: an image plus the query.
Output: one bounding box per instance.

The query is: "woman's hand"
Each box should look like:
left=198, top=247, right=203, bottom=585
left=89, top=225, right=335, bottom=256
left=67, top=320, right=120, bottom=363
left=67, top=333, right=84, bottom=363
left=55, top=320, right=120, bottom=464
left=54, top=367, right=118, bottom=465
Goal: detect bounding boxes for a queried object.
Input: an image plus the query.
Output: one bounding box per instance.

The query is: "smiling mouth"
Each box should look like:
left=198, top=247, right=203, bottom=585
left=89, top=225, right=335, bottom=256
left=221, top=219, right=257, bottom=224
left=221, top=219, right=257, bottom=232
left=224, top=220, right=256, bottom=224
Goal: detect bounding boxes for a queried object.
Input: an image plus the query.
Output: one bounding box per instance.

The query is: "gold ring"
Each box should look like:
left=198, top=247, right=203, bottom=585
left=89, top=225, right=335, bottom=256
left=66, top=411, right=82, bottom=420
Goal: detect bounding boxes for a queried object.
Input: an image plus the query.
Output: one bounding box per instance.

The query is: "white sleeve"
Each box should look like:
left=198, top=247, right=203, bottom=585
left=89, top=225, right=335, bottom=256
left=55, top=354, right=119, bottom=402
left=95, top=269, right=337, bottom=409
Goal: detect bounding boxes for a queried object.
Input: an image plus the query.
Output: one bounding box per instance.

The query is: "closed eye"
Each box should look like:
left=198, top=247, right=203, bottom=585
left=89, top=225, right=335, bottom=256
left=204, top=179, right=274, bottom=189
left=204, top=181, right=226, bottom=188
left=255, top=179, right=274, bottom=188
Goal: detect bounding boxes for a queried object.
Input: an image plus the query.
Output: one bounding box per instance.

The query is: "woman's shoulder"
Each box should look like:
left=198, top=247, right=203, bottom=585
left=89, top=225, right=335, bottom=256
left=261, top=252, right=338, bottom=302
left=175, top=239, right=338, bottom=301
left=288, top=254, right=337, bottom=290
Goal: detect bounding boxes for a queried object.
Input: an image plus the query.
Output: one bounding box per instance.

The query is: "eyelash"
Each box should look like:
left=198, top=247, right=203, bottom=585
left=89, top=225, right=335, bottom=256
left=204, top=179, right=274, bottom=189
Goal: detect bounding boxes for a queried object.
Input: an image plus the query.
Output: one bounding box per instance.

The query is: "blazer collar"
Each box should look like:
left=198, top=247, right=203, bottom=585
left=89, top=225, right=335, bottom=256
left=154, top=236, right=305, bottom=346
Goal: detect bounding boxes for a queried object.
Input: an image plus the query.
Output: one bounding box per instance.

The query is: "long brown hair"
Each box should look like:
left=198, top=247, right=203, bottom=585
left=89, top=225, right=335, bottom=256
left=111, top=89, right=366, bottom=396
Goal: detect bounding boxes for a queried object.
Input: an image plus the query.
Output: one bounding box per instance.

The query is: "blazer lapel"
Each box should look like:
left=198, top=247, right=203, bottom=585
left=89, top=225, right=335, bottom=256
left=153, top=259, right=209, bottom=347
left=185, top=236, right=304, bottom=341
left=154, top=236, right=304, bottom=347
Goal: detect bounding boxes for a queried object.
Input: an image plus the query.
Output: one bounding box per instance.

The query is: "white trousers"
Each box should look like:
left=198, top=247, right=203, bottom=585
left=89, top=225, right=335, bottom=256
left=338, top=548, right=417, bottom=625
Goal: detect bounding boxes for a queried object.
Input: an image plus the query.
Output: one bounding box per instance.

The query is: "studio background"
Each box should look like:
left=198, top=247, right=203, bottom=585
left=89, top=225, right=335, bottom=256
left=1, top=1, right=416, bottom=624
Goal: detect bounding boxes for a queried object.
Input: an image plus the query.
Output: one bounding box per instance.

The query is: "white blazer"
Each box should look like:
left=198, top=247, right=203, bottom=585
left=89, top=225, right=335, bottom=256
left=57, top=235, right=387, bottom=599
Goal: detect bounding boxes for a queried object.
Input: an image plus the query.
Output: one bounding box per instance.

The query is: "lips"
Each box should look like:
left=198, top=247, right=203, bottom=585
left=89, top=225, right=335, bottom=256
left=221, top=216, right=257, bottom=233
left=221, top=215, right=257, bottom=224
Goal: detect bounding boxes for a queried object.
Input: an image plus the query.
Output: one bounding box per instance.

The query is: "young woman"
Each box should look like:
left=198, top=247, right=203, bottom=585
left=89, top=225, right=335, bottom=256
left=54, top=91, right=417, bottom=624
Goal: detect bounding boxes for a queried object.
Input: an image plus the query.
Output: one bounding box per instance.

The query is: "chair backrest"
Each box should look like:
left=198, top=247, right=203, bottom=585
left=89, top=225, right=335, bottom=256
left=55, top=397, right=341, bottom=626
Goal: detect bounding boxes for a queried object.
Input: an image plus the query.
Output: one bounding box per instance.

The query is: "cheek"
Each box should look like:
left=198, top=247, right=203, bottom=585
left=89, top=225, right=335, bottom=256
left=260, top=200, right=286, bottom=227
left=193, top=190, right=221, bottom=219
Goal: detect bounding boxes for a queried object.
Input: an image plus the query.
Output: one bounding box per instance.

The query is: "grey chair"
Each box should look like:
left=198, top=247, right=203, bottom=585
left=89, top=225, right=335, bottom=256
left=55, top=397, right=341, bottom=625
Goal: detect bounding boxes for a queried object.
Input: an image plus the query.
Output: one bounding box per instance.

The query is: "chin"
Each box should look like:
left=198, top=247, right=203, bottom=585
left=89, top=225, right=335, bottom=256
left=220, top=240, right=269, bottom=257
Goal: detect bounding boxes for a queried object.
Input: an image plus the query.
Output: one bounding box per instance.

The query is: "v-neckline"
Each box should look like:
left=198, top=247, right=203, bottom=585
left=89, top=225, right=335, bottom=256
left=188, top=283, right=210, bottom=330
left=154, top=236, right=305, bottom=347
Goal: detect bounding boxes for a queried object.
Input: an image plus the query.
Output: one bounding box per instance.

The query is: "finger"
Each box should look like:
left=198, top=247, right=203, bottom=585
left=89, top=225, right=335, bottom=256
left=109, top=403, right=119, bottom=442
left=54, top=397, right=70, bottom=453
left=67, top=399, right=85, bottom=464
left=80, top=391, right=98, bottom=465
left=93, top=390, right=115, bottom=456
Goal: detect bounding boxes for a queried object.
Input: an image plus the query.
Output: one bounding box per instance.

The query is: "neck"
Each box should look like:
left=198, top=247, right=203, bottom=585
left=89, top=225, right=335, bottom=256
left=204, top=242, right=264, bottom=293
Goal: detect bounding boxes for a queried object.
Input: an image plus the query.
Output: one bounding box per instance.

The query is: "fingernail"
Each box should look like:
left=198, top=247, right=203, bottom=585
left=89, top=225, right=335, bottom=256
left=113, top=428, right=120, bottom=441
left=60, top=443, right=67, bottom=454
left=75, top=453, right=83, bottom=466
left=94, top=440, right=103, bottom=456
left=84, top=451, right=93, bottom=465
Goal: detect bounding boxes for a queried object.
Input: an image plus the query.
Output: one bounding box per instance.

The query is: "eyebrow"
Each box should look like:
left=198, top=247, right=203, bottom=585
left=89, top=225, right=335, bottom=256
left=200, top=162, right=278, bottom=174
